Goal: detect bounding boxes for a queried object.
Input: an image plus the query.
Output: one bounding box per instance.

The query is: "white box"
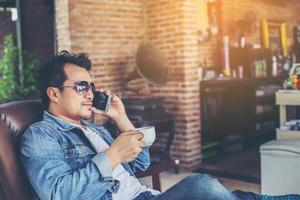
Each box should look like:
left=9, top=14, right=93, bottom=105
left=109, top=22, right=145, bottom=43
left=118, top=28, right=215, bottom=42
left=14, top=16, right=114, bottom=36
left=260, top=140, right=300, bottom=195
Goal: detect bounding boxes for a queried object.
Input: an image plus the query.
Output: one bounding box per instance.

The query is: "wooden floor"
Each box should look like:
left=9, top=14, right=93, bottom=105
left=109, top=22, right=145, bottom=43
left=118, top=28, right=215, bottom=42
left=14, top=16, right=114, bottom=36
left=140, top=144, right=262, bottom=194
left=196, top=146, right=261, bottom=184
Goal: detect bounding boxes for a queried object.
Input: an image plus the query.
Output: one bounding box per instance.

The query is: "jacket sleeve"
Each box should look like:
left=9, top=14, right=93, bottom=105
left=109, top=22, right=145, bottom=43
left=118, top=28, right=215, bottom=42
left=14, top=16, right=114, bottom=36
left=20, top=126, right=115, bottom=200
left=128, top=147, right=151, bottom=173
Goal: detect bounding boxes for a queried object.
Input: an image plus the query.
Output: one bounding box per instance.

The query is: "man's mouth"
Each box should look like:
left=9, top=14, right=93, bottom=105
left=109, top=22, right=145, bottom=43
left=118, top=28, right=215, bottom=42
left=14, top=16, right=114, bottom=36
left=81, top=102, right=92, bottom=107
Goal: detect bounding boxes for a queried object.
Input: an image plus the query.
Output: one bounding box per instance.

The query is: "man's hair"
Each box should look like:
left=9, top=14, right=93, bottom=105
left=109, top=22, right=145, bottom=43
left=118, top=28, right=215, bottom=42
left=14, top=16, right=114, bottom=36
left=37, top=50, right=92, bottom=110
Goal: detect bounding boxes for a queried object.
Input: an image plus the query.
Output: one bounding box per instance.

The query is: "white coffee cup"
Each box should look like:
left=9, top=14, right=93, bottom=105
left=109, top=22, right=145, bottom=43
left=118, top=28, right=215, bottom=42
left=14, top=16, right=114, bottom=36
left=135, top=126, right=156, bottom=147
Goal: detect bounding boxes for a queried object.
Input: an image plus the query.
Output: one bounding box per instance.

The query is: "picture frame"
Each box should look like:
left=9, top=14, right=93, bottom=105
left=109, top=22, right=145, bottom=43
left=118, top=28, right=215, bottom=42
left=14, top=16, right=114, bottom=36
left=261, top=18, right=287, bottom=55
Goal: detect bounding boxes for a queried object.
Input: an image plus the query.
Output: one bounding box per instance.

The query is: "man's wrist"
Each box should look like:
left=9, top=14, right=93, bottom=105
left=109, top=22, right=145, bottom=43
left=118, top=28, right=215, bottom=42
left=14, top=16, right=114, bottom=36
left=115, top=115, right=134, bottom=132
left=105, top=148, right=120, bottom=169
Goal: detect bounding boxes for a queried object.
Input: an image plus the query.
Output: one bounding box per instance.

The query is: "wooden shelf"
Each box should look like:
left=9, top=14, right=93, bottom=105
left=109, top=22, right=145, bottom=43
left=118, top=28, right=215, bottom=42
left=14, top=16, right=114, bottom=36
left=276, top=90, right=300, bottom=105
left=200, top=78, right=281, bottom=154
left=201, top=77, right=283, bottom=87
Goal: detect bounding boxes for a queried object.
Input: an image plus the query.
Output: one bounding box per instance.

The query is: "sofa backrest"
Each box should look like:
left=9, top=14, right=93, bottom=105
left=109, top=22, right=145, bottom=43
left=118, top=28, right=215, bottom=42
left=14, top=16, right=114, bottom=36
left=0, top=100, right=44, bottom=200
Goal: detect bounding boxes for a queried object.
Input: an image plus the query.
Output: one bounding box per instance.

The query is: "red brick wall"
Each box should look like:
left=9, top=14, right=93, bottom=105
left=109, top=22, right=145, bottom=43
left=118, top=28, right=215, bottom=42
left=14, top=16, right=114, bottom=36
left=146, top=0, right=201, bottom=169
left=59, top=0, right=144, bottom=92
left=55, top=0, right=201, bottom=169
left=56, top=0, right=72, bottom=51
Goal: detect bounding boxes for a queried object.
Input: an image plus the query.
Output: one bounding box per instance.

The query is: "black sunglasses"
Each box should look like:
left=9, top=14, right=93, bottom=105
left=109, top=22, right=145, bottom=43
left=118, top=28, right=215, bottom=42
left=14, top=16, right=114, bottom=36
left=59, top=81, right=96, bottom=95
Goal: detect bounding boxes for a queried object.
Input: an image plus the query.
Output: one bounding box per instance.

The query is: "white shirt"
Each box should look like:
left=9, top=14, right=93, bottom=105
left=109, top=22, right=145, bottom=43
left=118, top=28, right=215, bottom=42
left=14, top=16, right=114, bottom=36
left=77, top=125, right=160, bottom=200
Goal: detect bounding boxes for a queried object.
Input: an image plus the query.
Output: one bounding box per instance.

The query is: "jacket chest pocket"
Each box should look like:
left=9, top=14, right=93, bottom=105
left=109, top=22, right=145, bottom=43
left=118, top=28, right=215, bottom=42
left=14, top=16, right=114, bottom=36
left=62, top=144, right=95, bottom=169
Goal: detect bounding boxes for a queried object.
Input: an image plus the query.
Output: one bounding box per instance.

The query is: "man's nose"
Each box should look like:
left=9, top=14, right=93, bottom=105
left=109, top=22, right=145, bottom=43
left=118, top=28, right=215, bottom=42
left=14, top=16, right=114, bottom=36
left=85, top=89, right=94, bottom=100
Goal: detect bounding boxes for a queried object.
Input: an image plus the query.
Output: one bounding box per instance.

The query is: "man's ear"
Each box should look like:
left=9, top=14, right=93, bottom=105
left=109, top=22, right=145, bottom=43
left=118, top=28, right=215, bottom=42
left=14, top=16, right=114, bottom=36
left=47, top=87, right=61, bottom=103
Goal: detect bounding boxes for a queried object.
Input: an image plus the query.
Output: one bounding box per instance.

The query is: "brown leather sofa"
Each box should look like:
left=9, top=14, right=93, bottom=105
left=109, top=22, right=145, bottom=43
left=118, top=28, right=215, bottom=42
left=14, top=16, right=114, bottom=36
left=0, top=100, right=178, bottom=200
left=0, top=100, right=43, bottom=200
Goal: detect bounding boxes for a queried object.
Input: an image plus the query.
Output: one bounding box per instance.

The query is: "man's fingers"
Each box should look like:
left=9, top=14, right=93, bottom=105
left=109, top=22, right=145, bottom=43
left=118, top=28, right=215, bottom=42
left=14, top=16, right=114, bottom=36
left=126, top=131, right=144, bottom=140
left=121, top=130, right=143, bottom=139
left=133, top=146, right=143, bottom=156
left=99, top=88, right=111, bottom=95
left=121, top=129, right=139, bottom=135
left=91, top=107, right=106, bottom=115
left=111, top=95, right=121, bottom=102
left=133, top=132, right=144, bottom=140
left=138, top=140, right=146, bottom=148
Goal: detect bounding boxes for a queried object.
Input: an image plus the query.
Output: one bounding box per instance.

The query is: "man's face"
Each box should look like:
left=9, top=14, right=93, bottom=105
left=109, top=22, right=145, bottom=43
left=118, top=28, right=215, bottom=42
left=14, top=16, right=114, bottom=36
left=53, top=64, right=94, bottom=122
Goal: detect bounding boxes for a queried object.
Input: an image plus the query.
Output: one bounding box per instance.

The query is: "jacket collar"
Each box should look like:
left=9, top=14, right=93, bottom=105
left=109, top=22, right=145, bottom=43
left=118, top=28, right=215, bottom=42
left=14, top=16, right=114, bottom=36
left=43, top=111, right=91, bottom=132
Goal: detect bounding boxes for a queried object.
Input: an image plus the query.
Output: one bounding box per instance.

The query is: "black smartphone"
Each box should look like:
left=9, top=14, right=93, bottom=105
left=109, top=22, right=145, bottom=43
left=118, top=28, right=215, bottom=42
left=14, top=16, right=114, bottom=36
left=92, top=91, right=112, bottom=112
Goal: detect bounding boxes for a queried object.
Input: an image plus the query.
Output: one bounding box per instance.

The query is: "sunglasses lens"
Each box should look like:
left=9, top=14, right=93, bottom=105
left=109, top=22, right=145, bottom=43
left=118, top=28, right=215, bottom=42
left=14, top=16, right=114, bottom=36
left=91, top=83, right=96, bottom=93
left=75, top=81, right=95, bottom=95
left=76, top=81, right=90, bottom=94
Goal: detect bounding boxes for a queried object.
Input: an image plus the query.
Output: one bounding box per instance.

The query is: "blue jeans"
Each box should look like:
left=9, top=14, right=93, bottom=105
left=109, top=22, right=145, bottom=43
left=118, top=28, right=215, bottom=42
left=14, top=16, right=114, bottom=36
left=134, top=174, right=300, bottom=200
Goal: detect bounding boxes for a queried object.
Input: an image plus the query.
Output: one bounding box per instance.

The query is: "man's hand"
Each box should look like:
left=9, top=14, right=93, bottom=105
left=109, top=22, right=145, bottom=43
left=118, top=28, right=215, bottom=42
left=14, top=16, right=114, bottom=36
left=92, top=90, right=134, bottom=131
left=105, top=130, right=145, bottom=169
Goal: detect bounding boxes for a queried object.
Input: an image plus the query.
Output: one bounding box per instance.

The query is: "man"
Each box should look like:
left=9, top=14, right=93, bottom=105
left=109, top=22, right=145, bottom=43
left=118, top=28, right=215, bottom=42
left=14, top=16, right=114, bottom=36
left=20, top=50, right=300, bottom=200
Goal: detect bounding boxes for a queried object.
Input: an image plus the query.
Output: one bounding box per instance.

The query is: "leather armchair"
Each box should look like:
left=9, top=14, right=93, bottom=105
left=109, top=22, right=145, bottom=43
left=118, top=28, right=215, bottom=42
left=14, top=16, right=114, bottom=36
left=0, top=100, right=43, bottom=200
left=0, top=100, right=178, bottom=200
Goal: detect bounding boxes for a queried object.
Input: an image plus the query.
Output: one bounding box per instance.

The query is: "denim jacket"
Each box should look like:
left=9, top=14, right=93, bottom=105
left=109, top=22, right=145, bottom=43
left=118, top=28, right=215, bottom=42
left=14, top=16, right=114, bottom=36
left=20, top=111, right=151, bottom=200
